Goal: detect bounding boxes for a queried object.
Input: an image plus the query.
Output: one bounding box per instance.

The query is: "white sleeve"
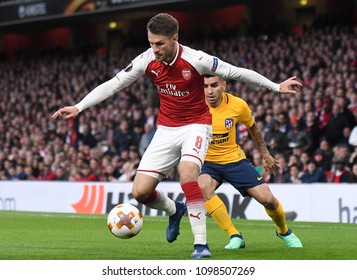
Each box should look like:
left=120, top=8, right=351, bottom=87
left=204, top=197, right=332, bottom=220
left=197, top=50, right=280, bottom=92
left=349, top=126, right=357, bottom=146
left=75, top=50, right=149, bottom=112
left=75, top=77, right=122, bottom=112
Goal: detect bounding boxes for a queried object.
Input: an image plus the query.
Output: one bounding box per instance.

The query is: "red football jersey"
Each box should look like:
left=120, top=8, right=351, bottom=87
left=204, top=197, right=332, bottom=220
left=75, top=43, right=280, bottom=125
left=145, top=44, right=211, bottom=126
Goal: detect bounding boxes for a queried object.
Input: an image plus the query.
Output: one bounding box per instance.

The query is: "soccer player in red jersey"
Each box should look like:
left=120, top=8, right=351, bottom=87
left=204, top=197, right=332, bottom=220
left=52, top=13, right=302, bottom=258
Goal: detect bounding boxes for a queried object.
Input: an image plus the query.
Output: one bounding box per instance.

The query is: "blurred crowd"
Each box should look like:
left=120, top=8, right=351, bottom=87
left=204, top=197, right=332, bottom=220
left=0, top=21, right=357, bottom=184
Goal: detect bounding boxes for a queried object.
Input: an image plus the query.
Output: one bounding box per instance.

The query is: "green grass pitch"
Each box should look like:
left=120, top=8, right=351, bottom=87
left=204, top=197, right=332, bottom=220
left=1, top=210, right=356, bottom=260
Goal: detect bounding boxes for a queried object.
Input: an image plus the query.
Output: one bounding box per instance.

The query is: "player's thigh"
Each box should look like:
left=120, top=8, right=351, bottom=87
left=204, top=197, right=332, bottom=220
left=137, top=126, right=181, bottom=180
left=178, top=160, right=200, bottom=184
left=132, top=173, right=159, bottom=200
left=223, top=159, right=263, bottom=197
left=180, top=124, right=212, bottom=169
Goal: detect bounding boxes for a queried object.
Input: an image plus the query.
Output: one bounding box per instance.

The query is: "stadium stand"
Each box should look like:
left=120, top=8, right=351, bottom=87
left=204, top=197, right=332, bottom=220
left=0, top=12, right=356, bottom=183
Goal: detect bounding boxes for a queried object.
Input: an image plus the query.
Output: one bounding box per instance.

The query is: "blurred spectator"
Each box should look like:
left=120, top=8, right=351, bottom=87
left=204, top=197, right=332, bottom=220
left=317, top=97, right=333, bottom=135
left=15, top=165, right=27, bottom=180
left=102, top=120, right=116, bottom=151
left=300, top=160, right=327, bottom=183
left=331, top=143, right=351, bottom=167
left=138, top=123, right=154, bottom=157
left=89, top=158, right=102, bottom=179
left=77, top=123, right=97, bottom=148
left=338, top=126, right=354, bottom=151
left=264, top=119, right=288, bottom=157
left=347, top=92, right=357, bottom=116
left=325, top=103, right=350, bottom=147
left=348, top=162, right=357, bottom=183
left=288, top=164, right=302, bottom=184
left=55, top=167, right=69, bottom=181
left=128, top=146, right=141, bottom=166
left=331, top=159, right=351, bottom=183
left=0, top=170, right=7, bottom=180
left=114, top=117, right=135, bottom=154
left=312, top=149, right=330, bottom=171
left=102, top=164, right=121, bottom=182
left=304, top=111, right=320, bottom=155
left=68, top=167, right=81, bottom=181
left=24, top=166, right=36, bottom=180
left=132, top=123, right=144, bottom=148
left=287, top=116, right=312, bottom=153
left=317, top=138, right=334, bottom=164
left=335, top=91, right=356, bottom=129
left=37, top=164, right=57, bottom=180
left=269, top=153, right=290, bottom=183
left=76, top=162, right=99, bottom=181
left=277, top=112, right=291, bottom=134
left=117, top=161, right=138, bottom=182
left=252, top=150, right=263, bottom=175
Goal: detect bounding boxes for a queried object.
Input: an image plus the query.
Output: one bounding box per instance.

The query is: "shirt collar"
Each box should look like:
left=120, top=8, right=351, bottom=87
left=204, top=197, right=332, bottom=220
left=163, top=42, right=180, bottom=66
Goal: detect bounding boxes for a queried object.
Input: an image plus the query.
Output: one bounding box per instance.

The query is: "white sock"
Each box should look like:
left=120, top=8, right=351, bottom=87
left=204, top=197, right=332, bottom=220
left=144, top=190, right=176, bottom=216
left=187, top=201, right=207, bottom=245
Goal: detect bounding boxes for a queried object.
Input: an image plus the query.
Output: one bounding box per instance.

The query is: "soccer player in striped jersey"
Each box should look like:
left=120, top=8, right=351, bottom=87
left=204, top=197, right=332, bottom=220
left=199, top=75, right=302, bottom=249
left=52, top=13, right=302, bottom=258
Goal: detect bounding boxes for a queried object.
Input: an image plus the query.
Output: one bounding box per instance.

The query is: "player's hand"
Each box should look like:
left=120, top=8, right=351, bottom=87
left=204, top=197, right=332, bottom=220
left=262, top=153, right=279, bottom=175
left=51, top=106, right=79, bottom=120
left=279, top=76, right=302, bottom=95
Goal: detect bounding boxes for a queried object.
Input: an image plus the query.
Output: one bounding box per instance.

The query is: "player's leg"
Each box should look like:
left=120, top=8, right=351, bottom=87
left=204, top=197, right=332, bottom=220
left=179, top=161, right=210, bottom=258
left=133, top=125, right=184, bottom=241
left=198, top=170, right=244, bottom=250
left=247, top=184, right=303, bottom=247
left=180, top=124, right=212, bottom=258
left=132, top=173, right=176, bottom=215
left=247, top=184, right=287, bottom=233
left=132, top=172, right=187, bottom=243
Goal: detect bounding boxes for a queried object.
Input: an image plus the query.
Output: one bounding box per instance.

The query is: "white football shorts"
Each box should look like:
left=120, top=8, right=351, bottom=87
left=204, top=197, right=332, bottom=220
left=137, top=124, right=212, bottom=181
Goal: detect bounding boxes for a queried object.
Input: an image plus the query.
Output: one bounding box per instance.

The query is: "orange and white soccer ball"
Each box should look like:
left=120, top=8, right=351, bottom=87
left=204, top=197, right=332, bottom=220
left=107, top=204, right=143, bottom=239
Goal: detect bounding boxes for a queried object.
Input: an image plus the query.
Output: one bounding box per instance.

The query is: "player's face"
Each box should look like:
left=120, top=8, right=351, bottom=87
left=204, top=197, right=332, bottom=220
left=204, top=76, right=226, bottom=108
left=148, top=31, right=178, bottom=63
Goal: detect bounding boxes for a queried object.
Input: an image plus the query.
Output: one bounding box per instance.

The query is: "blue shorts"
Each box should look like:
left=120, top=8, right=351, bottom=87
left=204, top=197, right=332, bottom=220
left=200, top=159, right=266, bottom=197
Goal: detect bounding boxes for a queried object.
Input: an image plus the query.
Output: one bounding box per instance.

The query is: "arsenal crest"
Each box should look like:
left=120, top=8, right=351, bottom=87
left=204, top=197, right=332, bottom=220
left=225, top=118, right=233, bottom=129
left=182, top=69, right=191, bottom=80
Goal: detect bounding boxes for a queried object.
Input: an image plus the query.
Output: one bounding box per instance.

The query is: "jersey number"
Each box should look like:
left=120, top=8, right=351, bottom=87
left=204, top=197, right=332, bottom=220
left=195, top=136, right=203, bottom=149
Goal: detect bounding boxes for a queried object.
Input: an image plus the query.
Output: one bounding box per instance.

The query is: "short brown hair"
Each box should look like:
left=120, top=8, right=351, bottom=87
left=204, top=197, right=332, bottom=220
left=147, top=13, right=179, bottom=37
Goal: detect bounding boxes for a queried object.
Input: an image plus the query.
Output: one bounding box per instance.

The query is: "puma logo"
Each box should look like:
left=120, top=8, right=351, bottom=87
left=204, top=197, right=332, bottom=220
left=151, top=70, right=160, bottom=77
left=189, top=212, right=202, bottom=220
left=257, top=176, right=263, bottom=181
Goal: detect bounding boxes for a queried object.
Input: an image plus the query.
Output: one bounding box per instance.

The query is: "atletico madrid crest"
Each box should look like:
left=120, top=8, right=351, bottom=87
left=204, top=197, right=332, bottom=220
left=182, top=69, right=191, bottom=80
left=225, top=118, right=233, bottom=129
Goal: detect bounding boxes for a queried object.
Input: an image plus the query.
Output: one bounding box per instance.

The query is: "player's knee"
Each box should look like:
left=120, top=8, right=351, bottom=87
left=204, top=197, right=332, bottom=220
left=132, top=184, right=150, bottom=203
left=198, top=175, right=215, bottom=200
left=263, top=196, right=279, bottom=210
left=178, top=162, right=199, bottom=183
left=132, top=173, right=158, bottom=203
left=132, top=187, right=149, bottom=203
left=198, top=176, right=210, bottom=191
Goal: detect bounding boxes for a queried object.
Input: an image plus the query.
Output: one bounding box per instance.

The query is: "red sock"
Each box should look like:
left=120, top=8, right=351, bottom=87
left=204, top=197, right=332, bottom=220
left=181, top=181, right=204, bottom=205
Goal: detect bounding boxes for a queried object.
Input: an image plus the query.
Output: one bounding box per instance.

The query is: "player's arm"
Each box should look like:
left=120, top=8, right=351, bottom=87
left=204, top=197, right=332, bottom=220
left=248, top=123, right=279, bottom=175
left=52, top=51, right=148, bottom=120
left=196, top=50, right=301, bottom=94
